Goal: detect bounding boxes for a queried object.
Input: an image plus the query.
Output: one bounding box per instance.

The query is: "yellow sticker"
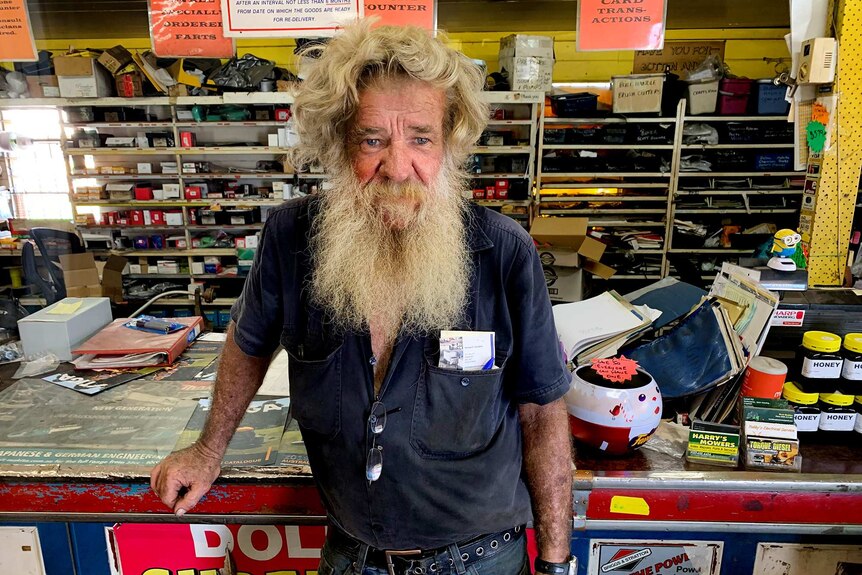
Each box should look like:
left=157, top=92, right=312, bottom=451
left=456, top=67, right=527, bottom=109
left=609, top=495, right=650, bottom=516
left=47, top=300, right=83, bottom=315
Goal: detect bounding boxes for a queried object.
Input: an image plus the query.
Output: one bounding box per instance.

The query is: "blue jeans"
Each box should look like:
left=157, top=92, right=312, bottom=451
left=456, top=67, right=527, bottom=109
left=318, top=533, right=530, bottom=575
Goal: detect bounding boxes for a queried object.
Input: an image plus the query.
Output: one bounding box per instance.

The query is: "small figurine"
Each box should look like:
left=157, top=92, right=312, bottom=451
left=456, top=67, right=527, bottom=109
left=767, top=229, right=802, bottom=272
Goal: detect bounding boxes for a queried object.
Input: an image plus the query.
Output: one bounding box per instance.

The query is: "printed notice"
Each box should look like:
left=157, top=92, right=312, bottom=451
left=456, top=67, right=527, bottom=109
left=0, top=0, right=37, bottom=62
left=577, top=0, right=666, bottom=51
left=365, top=0, right=435, bottom=30
left=150, top=0, right=235, bottom=58
left=221, top=0, right=363, bottom=38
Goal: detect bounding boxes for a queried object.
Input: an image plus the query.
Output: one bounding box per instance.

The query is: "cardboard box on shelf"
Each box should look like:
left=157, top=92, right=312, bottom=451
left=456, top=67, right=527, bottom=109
left=191, top=261, right=205, bottom=275
left=101, top=254, right=128, bottom=303
left=25, top=75, right=60, bottom=98
left=54, top=54, right=113, bottom=98
left=58, top=253, right=103, bottom=298
left=530, top=217, right=615, bottom=302
left=499, top=55, right=554, bottom=92
left=129, top=264, right=142, bottom=274
left=165, top=211, right=183, bottom=226
left=97, top=45, right=134, bottom=74
left=499, top=34, right=555, bottom=59
left=17, top=297, right=112, bottom=361
left=137, top=163, right=153, bottom=174
left=162, top=183, right=182, bottom=199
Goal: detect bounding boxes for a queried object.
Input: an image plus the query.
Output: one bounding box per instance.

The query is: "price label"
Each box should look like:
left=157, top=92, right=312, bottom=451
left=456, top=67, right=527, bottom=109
left=811, top=102, right=829, bottom=125
left=807, top=121, right=827, bottom=153
left=592, top=356, right=640, bottom=383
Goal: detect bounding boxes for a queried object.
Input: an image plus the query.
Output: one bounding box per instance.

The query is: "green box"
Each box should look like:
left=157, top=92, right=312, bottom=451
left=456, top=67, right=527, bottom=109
left=685, top=420, right=740, bottom=468
left=742, top=405, right=796, bottom=425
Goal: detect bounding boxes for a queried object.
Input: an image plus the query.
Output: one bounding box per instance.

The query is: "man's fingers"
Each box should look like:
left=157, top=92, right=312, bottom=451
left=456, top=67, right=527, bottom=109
left=173, top=481, right=210, bottom=516
left=150, top=463, right=162, bottom=494
left=158, top=474, right=186, bottom=510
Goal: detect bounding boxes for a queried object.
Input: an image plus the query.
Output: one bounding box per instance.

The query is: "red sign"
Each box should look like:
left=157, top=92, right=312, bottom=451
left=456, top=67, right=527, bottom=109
left=365, top=0, right=435, bottom=30
left=149, top=0, right=235, bottom=58
left=592, top=356, right=640, bottom=383
left=112, top=523, right=326, bottom=575
left=0, top=0, right=38, bottom=62
left=577, top=0, right=666, bottom=52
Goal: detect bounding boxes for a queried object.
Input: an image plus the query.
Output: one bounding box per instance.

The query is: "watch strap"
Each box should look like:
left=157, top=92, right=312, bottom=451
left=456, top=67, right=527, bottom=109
left=535, top=556, right=574, bottom=575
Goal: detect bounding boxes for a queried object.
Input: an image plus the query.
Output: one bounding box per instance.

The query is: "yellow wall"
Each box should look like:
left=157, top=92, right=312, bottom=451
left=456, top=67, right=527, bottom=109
left=20, top=27, right=789, bottom=82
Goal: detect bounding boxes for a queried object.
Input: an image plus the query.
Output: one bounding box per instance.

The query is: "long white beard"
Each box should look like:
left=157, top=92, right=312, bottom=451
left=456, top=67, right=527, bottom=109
left=309, top=164, right=471, bottom=341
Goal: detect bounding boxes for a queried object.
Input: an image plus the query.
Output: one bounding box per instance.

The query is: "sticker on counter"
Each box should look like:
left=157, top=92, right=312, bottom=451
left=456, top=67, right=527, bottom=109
left=590, top=540, right=723, bottom=575
left=609, top=496, right=650, bottom=516
left=771, top=309, right=806, bottom=327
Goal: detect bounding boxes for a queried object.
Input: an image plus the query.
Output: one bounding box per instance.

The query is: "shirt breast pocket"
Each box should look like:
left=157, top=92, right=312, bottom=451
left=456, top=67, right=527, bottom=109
left=285, top=335, right=343, bottom=440
left=410, top=355, right=508, bottom=460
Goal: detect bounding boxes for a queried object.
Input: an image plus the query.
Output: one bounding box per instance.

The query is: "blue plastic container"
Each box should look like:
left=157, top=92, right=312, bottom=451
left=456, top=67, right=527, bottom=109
left=756, top=80, right=790, bottom=115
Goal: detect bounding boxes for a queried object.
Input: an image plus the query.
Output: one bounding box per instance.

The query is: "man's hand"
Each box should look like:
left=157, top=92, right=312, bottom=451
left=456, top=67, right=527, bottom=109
left=150, top=442, right=223, bottom=516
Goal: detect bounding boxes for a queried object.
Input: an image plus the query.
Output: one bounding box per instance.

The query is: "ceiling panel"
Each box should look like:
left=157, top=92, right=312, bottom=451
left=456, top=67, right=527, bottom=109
left=25, top=0, right=790, bottom=40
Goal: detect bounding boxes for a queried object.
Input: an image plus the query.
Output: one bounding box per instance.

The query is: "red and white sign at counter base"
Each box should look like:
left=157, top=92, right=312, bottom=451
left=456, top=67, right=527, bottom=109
left=221, top=0, right=363, bottom=37
left=770, top=309, right=806, bottom=327
left=111, top=524, right=326, bottom=575
left=577, top=0, right=666, bottom=51
left=149, top=0, right=236, bottom=58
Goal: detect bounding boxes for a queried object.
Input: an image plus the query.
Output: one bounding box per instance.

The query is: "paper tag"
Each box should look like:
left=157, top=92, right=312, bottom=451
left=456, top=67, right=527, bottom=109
left=48, top=300, right=83, bottom=315
left=592, top=356, right=640, bottom=383
left=812, top=102, right=829, bottom=125
left=609, top=495, right=650, bottom=516
left=807, top=121, right=827, bottom=153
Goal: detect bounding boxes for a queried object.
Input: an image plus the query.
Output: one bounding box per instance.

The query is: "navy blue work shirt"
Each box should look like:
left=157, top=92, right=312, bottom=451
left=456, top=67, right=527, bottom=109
left=231, top=195, right=571, bottom=550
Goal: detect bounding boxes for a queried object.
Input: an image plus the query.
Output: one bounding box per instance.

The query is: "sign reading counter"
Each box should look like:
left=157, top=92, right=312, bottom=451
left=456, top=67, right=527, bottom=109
left=0, top=0, right=37, bottom=61
left=150, top=0, right=235, bottom=57
left=365, top=0, right=435, bottom=30
left=577, top=0, right=666, bottom=52
left=221, top=0, right=363, bottom=38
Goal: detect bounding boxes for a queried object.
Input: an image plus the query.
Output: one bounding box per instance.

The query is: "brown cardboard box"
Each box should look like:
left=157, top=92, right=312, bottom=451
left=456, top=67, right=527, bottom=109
left=59, top=253, right=102, bottom=298
left=530, top=217, right=615, bottom=302
left=54, top=54, right=113, bottom=98
left=101, top=255, right=128, bottom=303
left=25, top=75, right=60, bottom=98
left=97, top=46, right=133, bottom=74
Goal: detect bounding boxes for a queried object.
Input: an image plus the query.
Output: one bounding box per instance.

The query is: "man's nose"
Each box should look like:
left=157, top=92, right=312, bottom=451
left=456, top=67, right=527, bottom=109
left=378, top=140, right=413, bottom=182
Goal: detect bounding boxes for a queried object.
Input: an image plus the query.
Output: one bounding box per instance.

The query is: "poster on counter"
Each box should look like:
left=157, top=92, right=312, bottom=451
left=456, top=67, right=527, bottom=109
left=221, top=0, right=363, bottom=38
left=632, top=41, right=726, bottom=75
left=577, top=0, right=666, bottom=52
left=0, top=0, right=38, bottom=62
left=111, top=524, right=326, bottom=575
left=365, top=0, right=435, bottom=30
left=589, top=540, right=723, bottom=575
left=149, top=0, right=236, bottom=58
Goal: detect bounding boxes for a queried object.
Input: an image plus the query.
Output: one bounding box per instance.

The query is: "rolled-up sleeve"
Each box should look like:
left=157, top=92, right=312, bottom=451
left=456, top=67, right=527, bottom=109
left=230, top=210, right=286, bottom=357
left=506, top=242, right=572, bottom=405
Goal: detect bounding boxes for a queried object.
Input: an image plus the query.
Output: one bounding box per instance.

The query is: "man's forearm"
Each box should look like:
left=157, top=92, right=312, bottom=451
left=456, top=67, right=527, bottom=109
left=198, top=322, right=271, bottom=457
left=520, top=398, right=574, bottom=564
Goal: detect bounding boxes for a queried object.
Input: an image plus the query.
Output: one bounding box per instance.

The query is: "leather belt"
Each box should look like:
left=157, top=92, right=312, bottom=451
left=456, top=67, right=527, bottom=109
left=327, top=524, right=525, bottom=575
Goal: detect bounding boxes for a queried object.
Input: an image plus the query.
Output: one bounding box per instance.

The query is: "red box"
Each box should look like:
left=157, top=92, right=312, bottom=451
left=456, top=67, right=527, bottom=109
left=188, top=210, right=198, bottom=225
left=134, top=185, right=153, bottom=201
left=235, top=237, right=246, bottom=248
left=185, top=186, right=202, bottom=199
left=105, top=212, right=116, bottom=226
left=150, top=210, right=166, bottom=225
left=472, top=188, right=485, bottom=200
left=180, top=131, right=196, bottom=147
left=495, top=179, right=509, bottom=199
left=118, top=217, right=129, bottom=226
left=191, top=237, right=202, bottom=248
left=129, top=210, right=145, bottom=226
left=275, top=108, right=291, bottom=121
left=485, top=186, right=496, bottom=200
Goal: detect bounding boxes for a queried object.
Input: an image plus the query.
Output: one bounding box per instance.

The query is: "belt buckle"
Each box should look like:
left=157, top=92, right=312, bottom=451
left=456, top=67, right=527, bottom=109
left=385, top=549, right=422, bottom=575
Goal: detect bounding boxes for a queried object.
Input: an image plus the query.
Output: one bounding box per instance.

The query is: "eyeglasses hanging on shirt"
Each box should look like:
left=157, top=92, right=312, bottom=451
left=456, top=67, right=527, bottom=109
left=366, top=401, right=401, bottom=483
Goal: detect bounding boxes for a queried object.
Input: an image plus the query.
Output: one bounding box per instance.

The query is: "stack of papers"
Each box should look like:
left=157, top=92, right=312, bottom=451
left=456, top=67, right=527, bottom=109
left=709, top=262, right=780, bottom=358
left=553, top=291, right=659, bottom=366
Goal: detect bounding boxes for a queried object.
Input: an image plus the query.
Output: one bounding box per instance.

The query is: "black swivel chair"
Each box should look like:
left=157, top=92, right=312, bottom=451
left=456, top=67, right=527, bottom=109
left=21, top=228, right=86, bottom=305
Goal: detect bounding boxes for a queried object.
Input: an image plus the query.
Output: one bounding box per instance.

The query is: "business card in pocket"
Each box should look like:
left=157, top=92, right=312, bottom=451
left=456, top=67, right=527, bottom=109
left=438, top=330, right=495, bottom=371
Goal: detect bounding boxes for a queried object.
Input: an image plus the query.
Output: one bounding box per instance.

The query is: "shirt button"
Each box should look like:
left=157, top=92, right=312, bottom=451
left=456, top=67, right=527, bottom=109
left=460, top=377, right=470, bottom=387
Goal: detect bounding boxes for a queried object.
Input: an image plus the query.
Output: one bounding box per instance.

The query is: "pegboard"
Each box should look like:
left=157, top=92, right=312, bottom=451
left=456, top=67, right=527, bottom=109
left=805, top=0, right=862, bottom=286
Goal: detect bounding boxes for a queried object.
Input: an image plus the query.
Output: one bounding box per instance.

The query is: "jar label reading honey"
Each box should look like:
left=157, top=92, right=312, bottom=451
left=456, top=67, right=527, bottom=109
left=794, top=412, right=821, bottom=432
left=802, top=357, right=842, bottom=379
left=819, top=411, right=858, bottom=431
left=842, top=360, right=862, bottom=380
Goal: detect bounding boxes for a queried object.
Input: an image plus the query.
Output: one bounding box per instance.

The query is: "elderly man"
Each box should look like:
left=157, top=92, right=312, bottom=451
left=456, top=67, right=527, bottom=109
left=151, top=22, right=574, bottom=575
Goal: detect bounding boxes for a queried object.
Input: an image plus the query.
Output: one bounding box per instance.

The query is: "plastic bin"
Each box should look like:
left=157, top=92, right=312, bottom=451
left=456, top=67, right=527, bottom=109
left=686, top=80, right=719, bottom=115
left=543, top=128, right=567, bottom=144
left=754, top=152, right=793, bottom=171
left=756, top=80, right=790, bottom=115
left=718, top=78, right=754, bottom=115
left=600, top=125, right=628, bottom=144
left=549, top=92, right=598, bottom=117
left=568, top=126, right=601, bottom=144
left=725, top=123, right=760, bottom=144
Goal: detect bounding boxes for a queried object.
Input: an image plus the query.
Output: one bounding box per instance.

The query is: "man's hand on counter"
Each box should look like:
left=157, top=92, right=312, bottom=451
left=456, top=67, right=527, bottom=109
left=150, top=441, right=223, bottom=517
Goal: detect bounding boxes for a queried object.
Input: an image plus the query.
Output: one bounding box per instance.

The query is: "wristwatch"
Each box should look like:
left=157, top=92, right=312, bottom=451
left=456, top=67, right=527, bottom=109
left=535, top=555, right=577, bottom=575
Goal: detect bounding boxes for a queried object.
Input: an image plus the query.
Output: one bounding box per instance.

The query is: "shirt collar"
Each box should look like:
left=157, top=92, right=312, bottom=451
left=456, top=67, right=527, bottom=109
left=466, top=206, right=494, bottom=253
